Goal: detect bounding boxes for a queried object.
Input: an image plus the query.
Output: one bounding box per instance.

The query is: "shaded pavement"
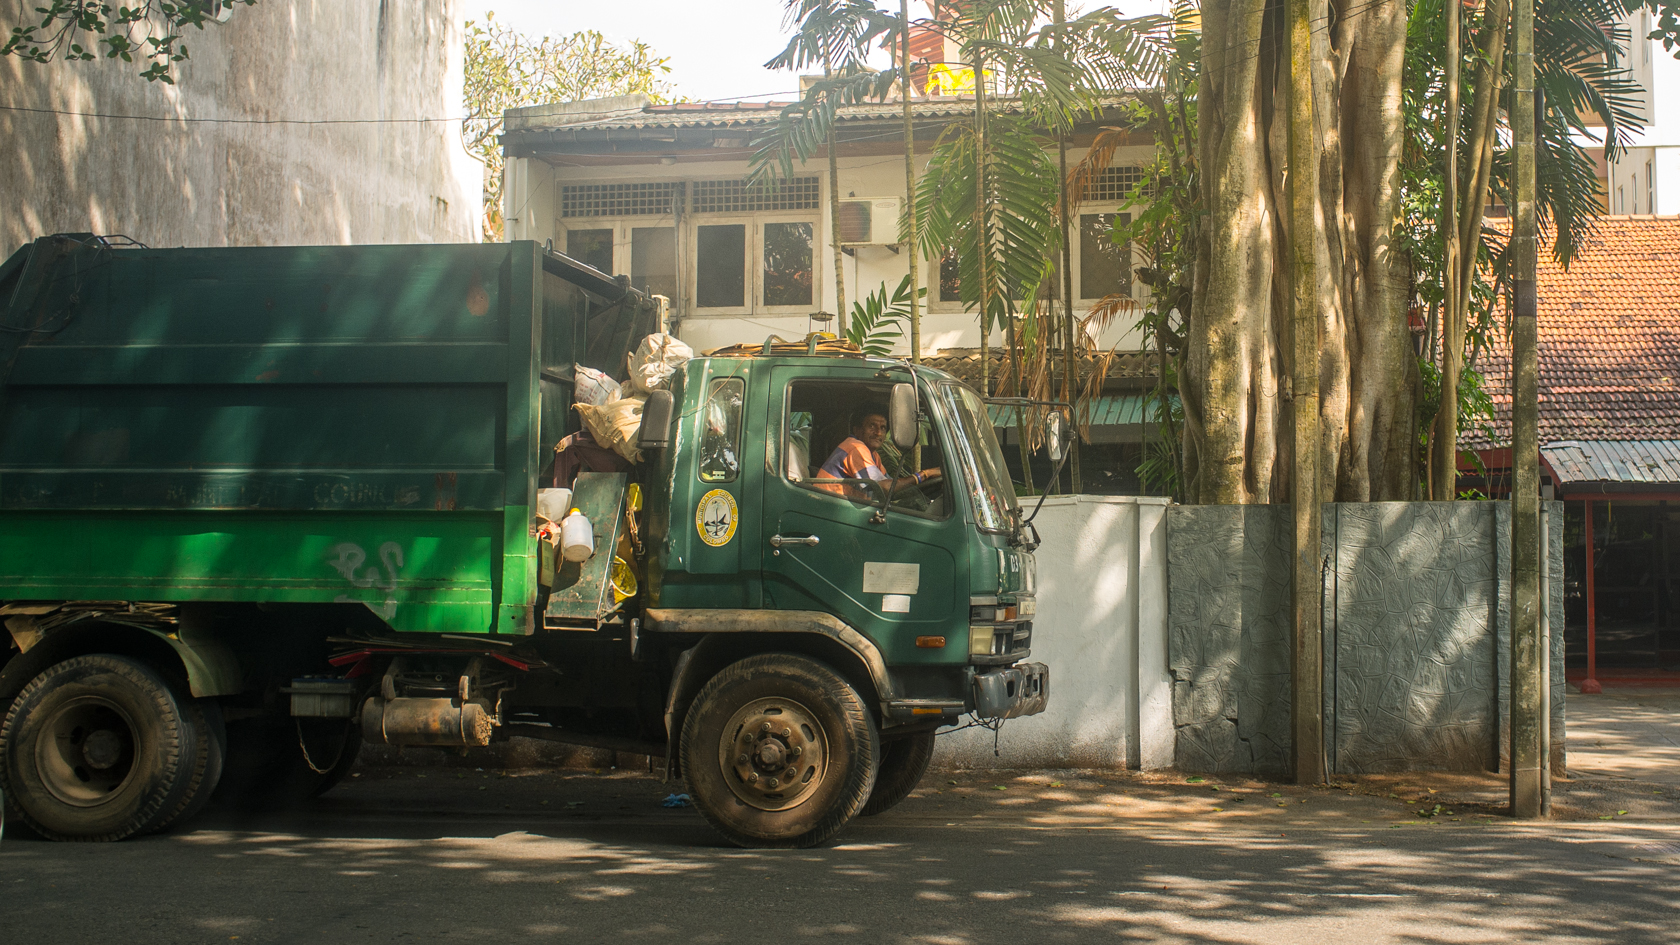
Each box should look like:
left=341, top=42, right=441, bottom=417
left=2, top=760, right=1677, bottom=944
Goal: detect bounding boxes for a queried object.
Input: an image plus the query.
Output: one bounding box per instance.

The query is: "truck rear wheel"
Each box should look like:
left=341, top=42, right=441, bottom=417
left=680, top=654, right=878, bottom=848
left=146, top=697, right=226, bottom=835
left=860, top=731, right=935, bottom=816
left=0, top=655, right=210, bottom=841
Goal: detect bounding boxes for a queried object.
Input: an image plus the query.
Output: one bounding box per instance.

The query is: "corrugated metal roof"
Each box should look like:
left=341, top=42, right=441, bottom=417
left=505, top=94, right=1138, bottom=135
left=988, top=394, right=1169, bottom=428
left=1540, top=440, right=1680, bottom=486
left=921, top=349, right=1156, bottom=388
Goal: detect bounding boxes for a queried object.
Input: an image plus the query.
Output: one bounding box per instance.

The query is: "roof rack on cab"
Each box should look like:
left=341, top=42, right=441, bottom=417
left=704, top=333, right=866, bottom=358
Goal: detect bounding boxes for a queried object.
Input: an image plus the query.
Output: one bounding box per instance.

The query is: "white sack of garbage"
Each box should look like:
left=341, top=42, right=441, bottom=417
left=573, top=365, right=621, bottom=407
left=627, top=333, right=693, bottom=394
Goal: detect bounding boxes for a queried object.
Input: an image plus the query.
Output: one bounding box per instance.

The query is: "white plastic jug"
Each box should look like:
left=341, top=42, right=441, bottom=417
left=560, top=508, right=594, bottom=562
left=537, top=487, right=572, bottom=523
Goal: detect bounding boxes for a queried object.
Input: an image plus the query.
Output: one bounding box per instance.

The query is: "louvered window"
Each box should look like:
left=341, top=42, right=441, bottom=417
left=559, top=182, right=678, bottom=218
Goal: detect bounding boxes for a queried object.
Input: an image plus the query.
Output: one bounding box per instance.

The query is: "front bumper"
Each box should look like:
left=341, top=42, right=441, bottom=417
left=972, top=662, right=1049, bottom=720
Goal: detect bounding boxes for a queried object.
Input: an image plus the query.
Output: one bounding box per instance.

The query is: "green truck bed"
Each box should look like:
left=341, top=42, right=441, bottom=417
left=0, top=236, right=655, bottom=634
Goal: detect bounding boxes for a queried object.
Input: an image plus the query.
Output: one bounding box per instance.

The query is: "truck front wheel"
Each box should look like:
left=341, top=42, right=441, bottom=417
left=0, top=655, right=214, bottom=841
left=680, top=654, right=878, bottom=848
left=860, top=731, right=935, bottom=816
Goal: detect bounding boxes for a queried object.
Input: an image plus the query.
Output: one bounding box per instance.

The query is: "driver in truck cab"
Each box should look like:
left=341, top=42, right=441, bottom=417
left=816, top=403, right=942, bottom=499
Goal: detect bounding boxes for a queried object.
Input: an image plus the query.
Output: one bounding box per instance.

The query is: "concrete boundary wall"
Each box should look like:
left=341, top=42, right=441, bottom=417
left=1168, top=501, right=1566, bottom=776
left=935, top=496, right=1173, bottom=770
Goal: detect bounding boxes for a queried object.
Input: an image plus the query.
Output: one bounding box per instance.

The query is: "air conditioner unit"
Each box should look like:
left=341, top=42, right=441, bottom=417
left=838, top=197, right=902, bottom=246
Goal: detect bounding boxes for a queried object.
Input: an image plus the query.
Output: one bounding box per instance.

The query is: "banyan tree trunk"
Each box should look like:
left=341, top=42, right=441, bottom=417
left=1186, top=0, right=1417, bottom=504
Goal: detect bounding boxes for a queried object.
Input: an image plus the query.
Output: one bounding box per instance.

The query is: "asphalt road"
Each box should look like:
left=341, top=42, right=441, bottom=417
left=3, top=765, right=1677, bottom=945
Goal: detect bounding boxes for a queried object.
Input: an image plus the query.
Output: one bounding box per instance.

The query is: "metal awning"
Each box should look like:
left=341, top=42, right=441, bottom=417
left=988, top=394, right=1171, bottom=428
left=1541, top=440, right=1680, bottom=493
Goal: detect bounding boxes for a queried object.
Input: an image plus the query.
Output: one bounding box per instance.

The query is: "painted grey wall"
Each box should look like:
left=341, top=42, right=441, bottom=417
left=1169, top=502, right=1566, bottom=776
left=1, top=1, right=479, bottom=257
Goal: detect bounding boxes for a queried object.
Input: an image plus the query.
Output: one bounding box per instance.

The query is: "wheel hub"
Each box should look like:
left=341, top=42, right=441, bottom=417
left=81, top=729, right=124, bottom=769
left=717, top=698, right=827, bottom=811
left=36, top=697, right=139, bottom=807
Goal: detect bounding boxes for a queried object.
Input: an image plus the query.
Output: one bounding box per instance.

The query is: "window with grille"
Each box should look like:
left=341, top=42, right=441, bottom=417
left=559, top=182, right=679, bottom=218
left=1084, top=166, right=1146, bottom=202
left=691, top=177, right=820, bottom=214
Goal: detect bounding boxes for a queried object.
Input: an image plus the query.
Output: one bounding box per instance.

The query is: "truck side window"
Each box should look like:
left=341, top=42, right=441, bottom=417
left=698, top=378, right=744, bottom=482
left=786, top=380, right=949, bottom=519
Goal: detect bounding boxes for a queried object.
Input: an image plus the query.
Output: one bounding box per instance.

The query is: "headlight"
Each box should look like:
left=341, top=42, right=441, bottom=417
left=1017, top=597, right=1036, bottom=617
left=969, top=627, right=995, bottom=655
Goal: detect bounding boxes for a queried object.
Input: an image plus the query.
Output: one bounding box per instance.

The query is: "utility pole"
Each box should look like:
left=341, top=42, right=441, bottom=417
left=1509, top=0, right=1545, bottom=818
left=1289, top=0, right=1323, bottom=784
left=1054, top=0, right=1080, bottom=494
left=1435, top=0, right=1462, bottom=500
left=900, top=0, right=922, bottom=366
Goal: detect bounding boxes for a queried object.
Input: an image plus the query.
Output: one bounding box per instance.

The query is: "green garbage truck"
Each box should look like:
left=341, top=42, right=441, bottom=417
left=0, top=235, right=1048, bottom=848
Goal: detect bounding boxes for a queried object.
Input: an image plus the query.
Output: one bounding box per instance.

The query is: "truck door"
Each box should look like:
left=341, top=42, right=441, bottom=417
left=759, top=368, right=963, bottom=661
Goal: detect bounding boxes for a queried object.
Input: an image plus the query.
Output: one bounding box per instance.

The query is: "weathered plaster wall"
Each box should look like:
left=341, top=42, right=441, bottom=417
left=1, top=1, right=480, bottom=256
left=935, top=495, right=1173, bottom=770
left=1166, top=506, right=1294, bottom=774
left=1168, top=502, right=1567, bottom=776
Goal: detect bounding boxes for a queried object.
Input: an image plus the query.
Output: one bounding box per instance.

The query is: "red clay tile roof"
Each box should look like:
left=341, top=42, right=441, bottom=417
left=1472, top=215, right=1680, bottom=447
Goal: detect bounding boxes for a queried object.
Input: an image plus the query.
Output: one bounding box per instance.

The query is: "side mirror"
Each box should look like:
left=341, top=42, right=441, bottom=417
left=1046, top=411, right=1070, bottom=463
left=889, top=382, right=918, bottom=451
left=638, top=390, right=674, bottom=449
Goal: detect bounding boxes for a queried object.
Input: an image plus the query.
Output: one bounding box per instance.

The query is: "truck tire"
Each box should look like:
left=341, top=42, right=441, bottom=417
left=146, top=698, right=226, bottom=834
left=681, top=653, right=878, bottom=849
left=860, top=731, right=935, bottom=816
left=214, top=717, right=359, bottom=809
left=0, top=655, right=208, bottom=841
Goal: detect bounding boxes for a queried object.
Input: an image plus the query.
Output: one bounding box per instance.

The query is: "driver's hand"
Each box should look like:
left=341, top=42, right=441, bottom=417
left=920, top=468, right=942, bottom=481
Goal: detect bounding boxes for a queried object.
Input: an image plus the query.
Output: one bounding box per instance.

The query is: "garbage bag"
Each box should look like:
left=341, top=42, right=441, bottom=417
left=575, top=392, right=645, bottom=464
left=573, top=365, right=621, bottom=407
left=627, top=333, right=693, bottom=394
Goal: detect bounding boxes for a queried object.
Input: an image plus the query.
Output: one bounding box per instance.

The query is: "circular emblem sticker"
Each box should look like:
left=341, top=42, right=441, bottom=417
left=696, top=489, right=739, bottom=547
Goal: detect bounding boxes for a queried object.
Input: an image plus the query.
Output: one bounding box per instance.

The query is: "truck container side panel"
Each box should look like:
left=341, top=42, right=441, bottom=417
left=61, top=246, right=511, bottom=347
left=498, top=247, right=540, bottom=634
left=0, top=511, right=498, bottom=632
left=5, top=343, right=510, bottom=387
left=537, top=270, right=583, bottom=455
left=0, top=243, right=544, bottom=637
left=1, top=383, right=502, bottom=501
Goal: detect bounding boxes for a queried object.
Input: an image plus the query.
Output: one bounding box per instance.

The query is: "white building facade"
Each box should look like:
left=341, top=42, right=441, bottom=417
left=500, top=94, right=1156, bottom=358
left=1607, top=8, right=1680, bottom=214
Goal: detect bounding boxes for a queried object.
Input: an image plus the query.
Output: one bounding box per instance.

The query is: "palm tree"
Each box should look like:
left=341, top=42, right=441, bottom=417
left=1412, top=0, right=1644, bottom=497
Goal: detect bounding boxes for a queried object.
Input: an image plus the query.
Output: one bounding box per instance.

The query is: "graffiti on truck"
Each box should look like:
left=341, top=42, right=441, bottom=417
left=329, top=541, right=405, bottom=619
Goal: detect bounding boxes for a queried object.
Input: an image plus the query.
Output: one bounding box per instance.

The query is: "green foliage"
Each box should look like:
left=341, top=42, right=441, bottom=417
left=1403, top=0, right=1642, bottom=272
left=1626, top=0, right=1680, bottom=55
left=913, top=116, right=1063, bottom=331
left=845, top=274, right=925, bottom=356
left=1104, top=0, right=1200, bottom=501
left=1404, top=0, right=1642, bottom=482
left=1417, top=360, right=1497, bottom=446
left=1, top=0, right=255, bottom=84
left=464, top=13, right=675, bottom=241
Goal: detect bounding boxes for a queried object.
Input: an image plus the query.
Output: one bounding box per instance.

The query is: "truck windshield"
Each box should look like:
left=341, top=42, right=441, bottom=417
left=934, top=383, right=1019, bottom=532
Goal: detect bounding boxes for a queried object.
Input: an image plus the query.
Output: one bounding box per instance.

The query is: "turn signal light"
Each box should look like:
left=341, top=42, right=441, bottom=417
left=915, top=635, right=947, bottom=648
